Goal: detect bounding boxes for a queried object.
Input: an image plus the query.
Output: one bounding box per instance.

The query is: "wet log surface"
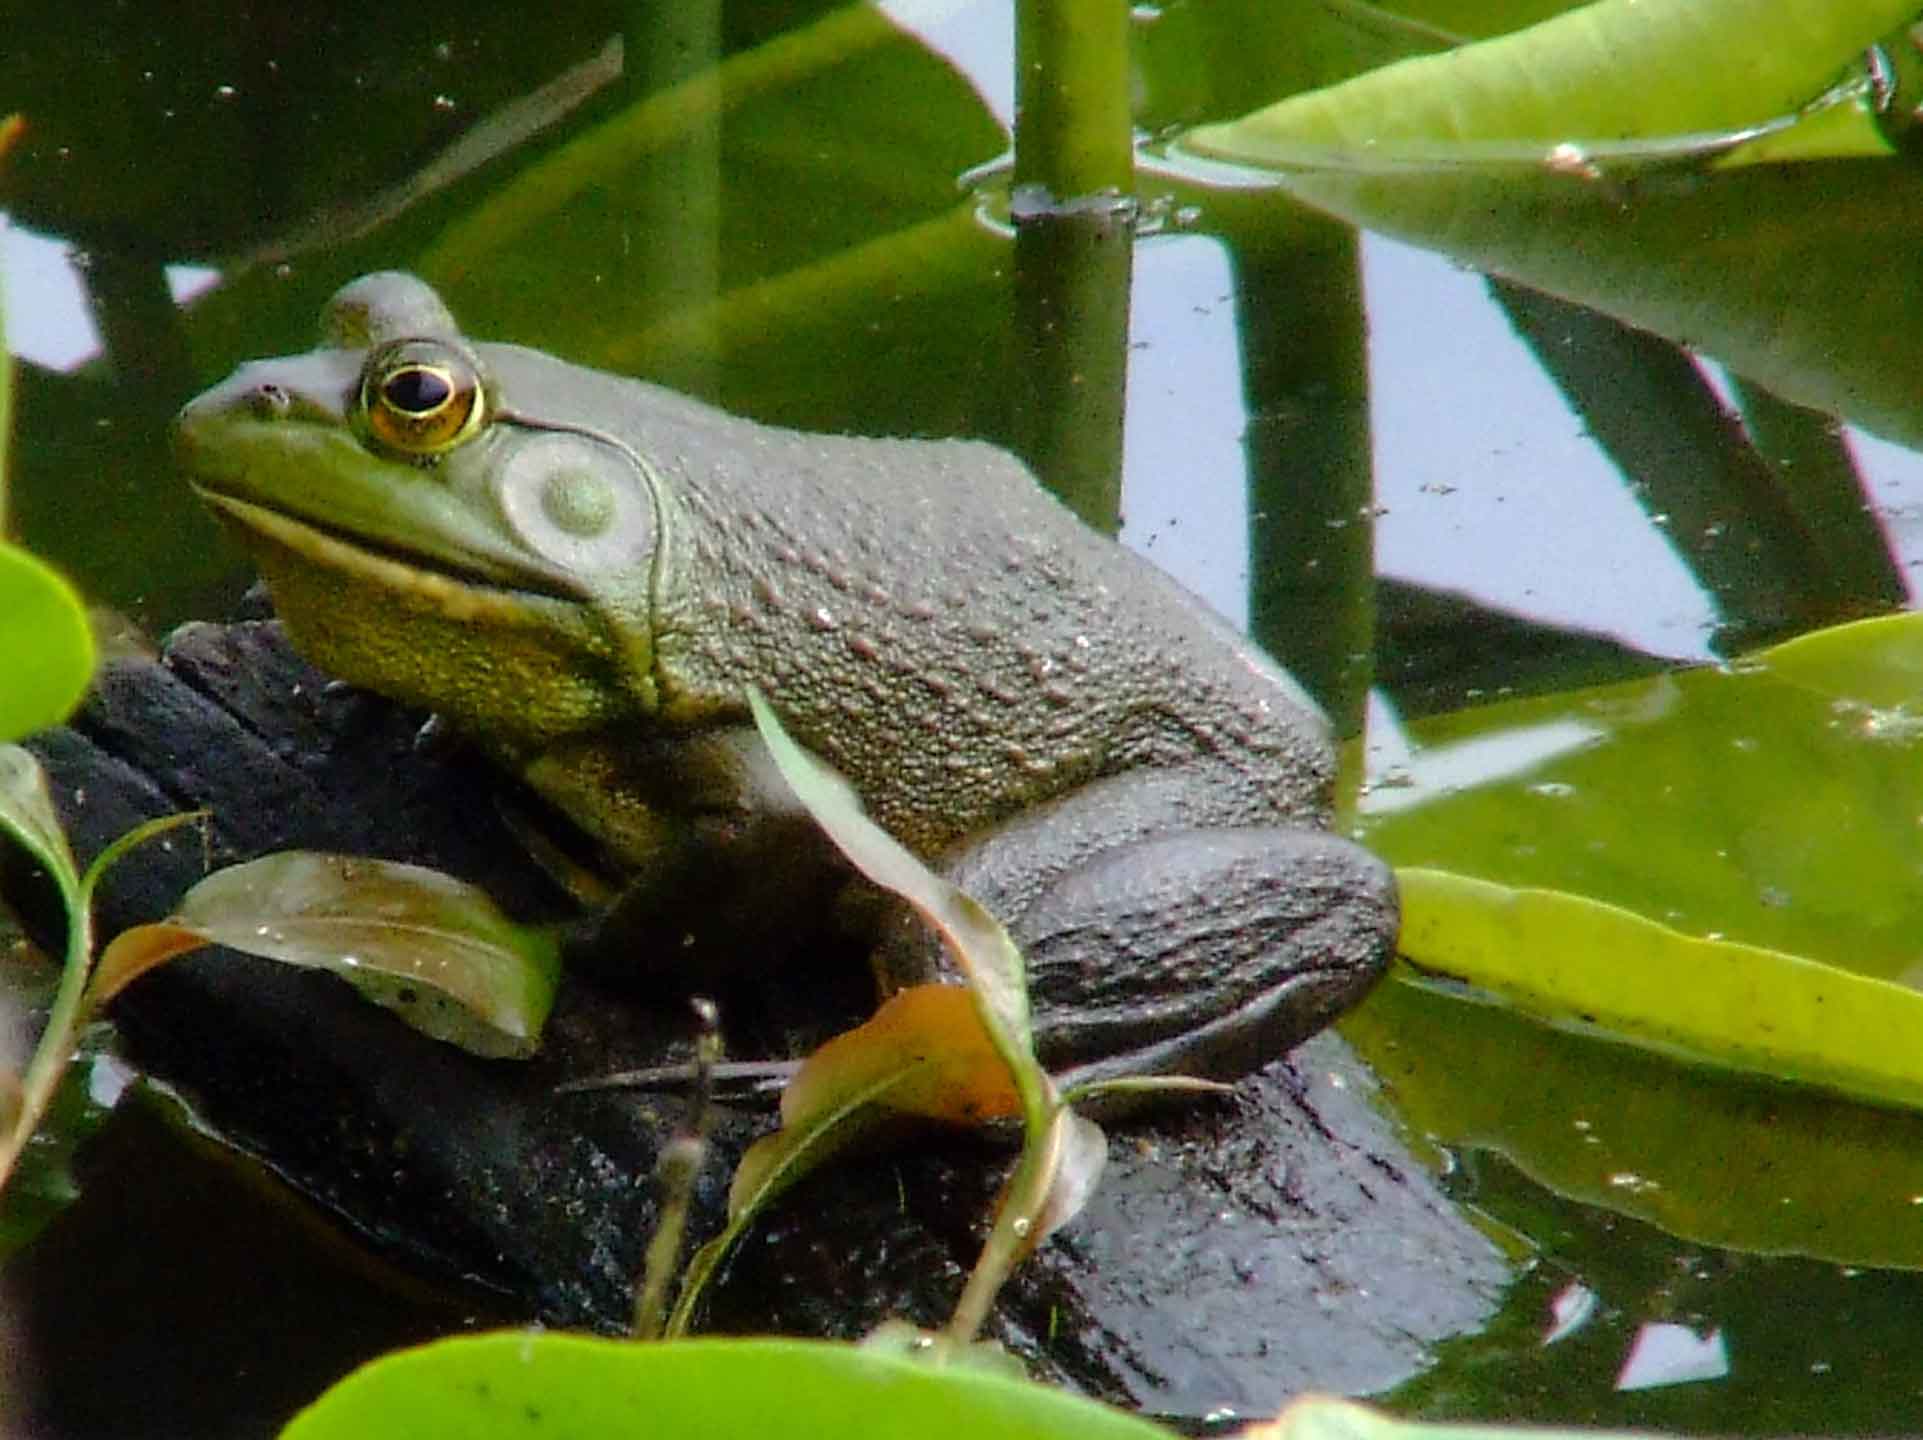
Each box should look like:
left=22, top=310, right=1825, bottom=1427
left=12, top=613, right=1510, bottom=1417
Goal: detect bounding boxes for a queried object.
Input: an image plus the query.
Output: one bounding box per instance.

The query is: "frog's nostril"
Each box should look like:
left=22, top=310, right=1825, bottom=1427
left=247, top=383, right=292, bottom=419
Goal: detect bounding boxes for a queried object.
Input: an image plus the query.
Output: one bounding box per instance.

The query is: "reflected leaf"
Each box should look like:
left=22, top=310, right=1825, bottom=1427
left=139, top=853, right=561, bottom=1059
left=421, top=5, right=1005, bottom=379
left=1344, top=973, right=1923, bottom=1269
left=1195, top=156, right=1923, bottom=452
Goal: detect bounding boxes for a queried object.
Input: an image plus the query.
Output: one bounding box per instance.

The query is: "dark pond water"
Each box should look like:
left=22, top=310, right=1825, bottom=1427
left=6, top=0, right=1923, bottom=1434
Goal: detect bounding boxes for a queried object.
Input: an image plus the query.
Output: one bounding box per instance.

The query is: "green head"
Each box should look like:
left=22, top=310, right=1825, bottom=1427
left=176, top=273, right=667, bottom=743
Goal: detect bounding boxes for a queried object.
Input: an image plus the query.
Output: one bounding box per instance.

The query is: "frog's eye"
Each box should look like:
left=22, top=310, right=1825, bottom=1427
left=359, top=340, right=486, bottom=457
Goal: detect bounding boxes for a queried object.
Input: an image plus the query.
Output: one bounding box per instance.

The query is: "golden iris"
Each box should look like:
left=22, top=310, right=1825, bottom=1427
left=359, top=340, right=486, bottom=456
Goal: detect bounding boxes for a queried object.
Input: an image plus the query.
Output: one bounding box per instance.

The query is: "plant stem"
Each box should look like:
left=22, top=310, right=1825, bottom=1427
left=1011, top=0, right=1136, bottom=533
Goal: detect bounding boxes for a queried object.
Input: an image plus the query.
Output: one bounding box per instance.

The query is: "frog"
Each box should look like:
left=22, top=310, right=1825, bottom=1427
left=174, top=271, right=1398, bottom=1088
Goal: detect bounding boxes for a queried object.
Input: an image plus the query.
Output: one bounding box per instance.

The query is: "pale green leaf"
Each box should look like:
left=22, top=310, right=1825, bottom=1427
left=0, top=550, right=94, bottom=744
left=1397, top=867, right=1923, bottom=1113
left=1183, top=0, right=1913, bottom=159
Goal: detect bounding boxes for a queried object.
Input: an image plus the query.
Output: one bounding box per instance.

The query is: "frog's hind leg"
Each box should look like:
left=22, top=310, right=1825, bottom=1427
left=869, top=767, right=1397, bottom=1091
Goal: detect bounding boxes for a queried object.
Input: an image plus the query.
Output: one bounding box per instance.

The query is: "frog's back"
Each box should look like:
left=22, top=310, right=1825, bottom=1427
left=607, top=384, right=1333, bottom=852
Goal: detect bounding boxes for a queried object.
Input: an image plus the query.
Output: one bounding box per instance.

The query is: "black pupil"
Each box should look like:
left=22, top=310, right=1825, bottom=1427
left=384, top=367, right=452, bottom=415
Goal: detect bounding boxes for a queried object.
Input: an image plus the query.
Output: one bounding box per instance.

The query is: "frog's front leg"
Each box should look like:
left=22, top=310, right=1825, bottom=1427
left=872, top=767, right=1398, bottom=1089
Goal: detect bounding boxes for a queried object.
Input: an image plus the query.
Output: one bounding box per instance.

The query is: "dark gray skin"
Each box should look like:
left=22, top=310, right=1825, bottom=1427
left=174, top=272, right=1397, bottom=1085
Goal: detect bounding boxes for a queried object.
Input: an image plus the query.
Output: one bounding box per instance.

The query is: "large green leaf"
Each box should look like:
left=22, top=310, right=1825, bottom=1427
left=1172, top=2, right=1923, bottom=449
left=0, top=551, right=93, bottom=746
left=278, top=1334, right=1172, bottom=1440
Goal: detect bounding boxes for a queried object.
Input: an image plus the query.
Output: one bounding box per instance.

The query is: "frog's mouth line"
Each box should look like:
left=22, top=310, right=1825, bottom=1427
left=196, top=488, right=586, bottom=624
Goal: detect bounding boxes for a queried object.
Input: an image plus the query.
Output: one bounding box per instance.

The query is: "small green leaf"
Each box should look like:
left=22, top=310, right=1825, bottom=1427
left=1397, top=868, right=1923, bottom=1113
left=0, top=550, right=94, bottom=743
left=165, top=853, right=561, bottom=1058
left=279, top=1333, right=1171, bottom=1440
left=0, top=744, right=82, bottom=906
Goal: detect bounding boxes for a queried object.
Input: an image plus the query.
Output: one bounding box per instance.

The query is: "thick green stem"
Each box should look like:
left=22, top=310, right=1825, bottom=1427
left=1015, top=0, right=1133, bottom=196
left=1010, top=0, right=1137, bottom=533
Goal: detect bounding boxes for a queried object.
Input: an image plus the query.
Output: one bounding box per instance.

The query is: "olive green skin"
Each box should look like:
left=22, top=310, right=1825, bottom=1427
left=175, top=273, right=1397, bottom=1084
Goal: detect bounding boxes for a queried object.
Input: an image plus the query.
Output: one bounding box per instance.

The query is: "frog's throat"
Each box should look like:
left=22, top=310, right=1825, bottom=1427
left=197, top=488, right=586, bottom=627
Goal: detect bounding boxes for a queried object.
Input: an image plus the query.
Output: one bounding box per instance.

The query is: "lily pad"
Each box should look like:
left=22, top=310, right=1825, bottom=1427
left=1363, top=613, right=1923, bottom=985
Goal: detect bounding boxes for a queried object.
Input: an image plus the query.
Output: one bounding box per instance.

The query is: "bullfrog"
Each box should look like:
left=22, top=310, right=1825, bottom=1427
left=174, top=272, right=1397, bottom=1085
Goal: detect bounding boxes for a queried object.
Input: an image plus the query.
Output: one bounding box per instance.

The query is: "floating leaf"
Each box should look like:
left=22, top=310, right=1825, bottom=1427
left=1760, top=610, right=1923, bottom=708
left=278, top=1333, right=1170, bottom=1440
left=151, top=853, right=561, bottom=1058
left=1174, top=1, right=1923, bottom=450
left=1362, top=612, right=1923, bottom=1114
